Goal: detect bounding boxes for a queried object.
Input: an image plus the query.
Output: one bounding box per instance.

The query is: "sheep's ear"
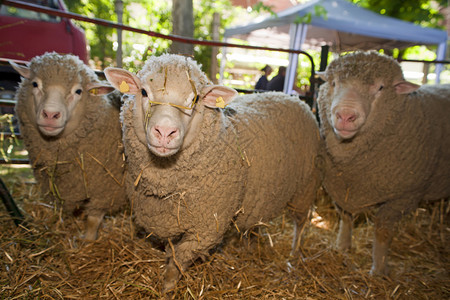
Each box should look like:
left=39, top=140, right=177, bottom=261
left=394, top=81, right=420, bottom=94
left=86, top=82, right=116, bottom=96
left=104, top=67, right=141, bottom=95
left=201, top=85, right=238, bottom=109
left=10, top=61, right=31, bottom=78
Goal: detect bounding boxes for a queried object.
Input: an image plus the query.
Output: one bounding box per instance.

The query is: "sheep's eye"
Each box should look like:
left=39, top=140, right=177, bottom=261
left=378, top=85, right=384, bottom=91
left=141, top=89, right=148, bottom=97
left=75, top=89, right=82, bottom=95
left=193, top=95, right=199, bottom=105
left=32, top=81, right=38, bottom=88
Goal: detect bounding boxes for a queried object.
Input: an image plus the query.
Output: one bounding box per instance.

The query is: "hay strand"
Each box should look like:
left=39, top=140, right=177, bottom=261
left=86, top=152, right=123, bottom=186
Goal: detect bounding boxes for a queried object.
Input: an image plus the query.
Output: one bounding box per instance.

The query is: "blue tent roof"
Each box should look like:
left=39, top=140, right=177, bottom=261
left=225, top=0, right=448, bottom=51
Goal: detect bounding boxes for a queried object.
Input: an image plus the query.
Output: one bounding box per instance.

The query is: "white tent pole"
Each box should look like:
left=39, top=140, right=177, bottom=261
left=435, top=42, right=446, bottom=84
left=219, top=38, right=228, bottom=85
left=284, top=23, right=307, bottom=94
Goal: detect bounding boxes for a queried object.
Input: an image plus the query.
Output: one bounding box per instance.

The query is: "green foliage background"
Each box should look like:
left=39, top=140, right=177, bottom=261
left=351, top=0, right=447, bottom=59
left=352, top=0, right=446, bottom=29
left=63, top=0, right=447, bottom=85
left=64, top=0, right=242, bottom=73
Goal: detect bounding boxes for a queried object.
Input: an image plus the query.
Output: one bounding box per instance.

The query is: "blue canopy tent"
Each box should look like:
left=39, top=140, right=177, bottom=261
left=223, top=0, right=448, bottom=92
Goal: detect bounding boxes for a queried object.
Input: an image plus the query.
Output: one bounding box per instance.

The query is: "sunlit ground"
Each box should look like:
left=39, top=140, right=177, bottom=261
left=311, top=211, right=331, bottom=230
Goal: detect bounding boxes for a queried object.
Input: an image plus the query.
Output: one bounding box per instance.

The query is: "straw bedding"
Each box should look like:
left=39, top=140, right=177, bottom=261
left=1, top=173, right=448, bottom=299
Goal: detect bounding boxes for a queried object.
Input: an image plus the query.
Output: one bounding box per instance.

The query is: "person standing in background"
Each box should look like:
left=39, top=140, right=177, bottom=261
left=267, top=66, right=286, bottom=92
left=255, top=65, right=272, bottom=90
left=267, top=66, right=307, bottom=96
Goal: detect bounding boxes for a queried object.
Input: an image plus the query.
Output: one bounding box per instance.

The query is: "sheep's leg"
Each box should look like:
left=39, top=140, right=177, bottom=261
left=163, top=234, right=220, bottom=292
left=290, top=174, right=318, bottom=256
left=290, top=209, right=310, bottom=256
left=336, top=209, right=353, bottom=251
left=163, top=258, right=181, bottom=293
left=371, top=217, right=391, bottom=275
left=84, top=213, right=105, bottom=240
left=371, top=198, right=419, bottom=275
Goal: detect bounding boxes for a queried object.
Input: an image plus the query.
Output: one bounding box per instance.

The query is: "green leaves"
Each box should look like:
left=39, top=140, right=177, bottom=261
left=294, top=5, right=328, bottom=24
left=251, top=2, right=276, bottom=17
left=351, top=0, right=445, bottom=29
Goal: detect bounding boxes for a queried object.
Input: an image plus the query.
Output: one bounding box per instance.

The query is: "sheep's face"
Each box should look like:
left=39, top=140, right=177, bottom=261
left=11, top=54, right=114, bottom=138
left=140, top=80, right=236, bottom=157
left=322, top=52, right=420, bottom=141
left=104, top=56, right=238, bottom=158
left=140, top=71, right=200, bottom=157
left=28, top=76, right=84, bottom=136
left=325, top=78, right=384, bottom=140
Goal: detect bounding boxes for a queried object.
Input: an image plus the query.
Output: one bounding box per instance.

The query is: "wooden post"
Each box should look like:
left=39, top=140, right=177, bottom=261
left=422, top=62, right=429, bottom=84
left=171, top=0, right=194, bottom=56
left=319, top=45, right=329, bottom=71
left=210, top=13, right=220, bottom=84
left=115, top=0, right=123, bottom=68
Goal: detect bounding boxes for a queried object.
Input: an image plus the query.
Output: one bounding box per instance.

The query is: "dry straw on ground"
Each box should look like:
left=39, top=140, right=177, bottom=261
left=0, top=171, right=448, bottom=299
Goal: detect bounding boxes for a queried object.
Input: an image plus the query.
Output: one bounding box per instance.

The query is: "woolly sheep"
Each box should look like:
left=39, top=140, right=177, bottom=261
left=317, top=51, right=450, bottom=275
left=104, top=54, right=322, bottom=291
left=11, top=52, right=127, bottom=240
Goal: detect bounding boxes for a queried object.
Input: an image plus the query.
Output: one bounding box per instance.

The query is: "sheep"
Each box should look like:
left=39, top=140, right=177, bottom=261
left=104, top=54, right=322, bottom=292
left=11, top=52, right=127, bottom=240
left=317, top=51, right=450, bottom=275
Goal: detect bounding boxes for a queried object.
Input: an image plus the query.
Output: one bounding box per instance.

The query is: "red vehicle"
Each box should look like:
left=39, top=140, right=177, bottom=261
left=0, top=0, right=88, bottom=98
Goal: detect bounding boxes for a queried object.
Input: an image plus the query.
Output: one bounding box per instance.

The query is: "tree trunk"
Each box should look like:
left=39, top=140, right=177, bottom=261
left=171, top=0, right=194, bottom=56
left=210, top=12, right=220, bottom=83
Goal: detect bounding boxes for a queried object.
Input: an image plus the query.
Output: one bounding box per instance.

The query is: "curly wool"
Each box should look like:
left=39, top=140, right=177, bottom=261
left=324, top=50, right=404, bottom=86
left=122, top=90, right=321, bottom=263
left=15, top=53, right=126, bottom=217
left=138, top=53, right=211, bottom=90
left=318, top=51, right=450, bottom=214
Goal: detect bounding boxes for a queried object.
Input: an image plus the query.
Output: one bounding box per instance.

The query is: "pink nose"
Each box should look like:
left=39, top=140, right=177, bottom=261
left=42, top=109, right=61, bottom=120
left=152, top=125, right=179, bottom=145
left=336, top=110, right=357, bottom=123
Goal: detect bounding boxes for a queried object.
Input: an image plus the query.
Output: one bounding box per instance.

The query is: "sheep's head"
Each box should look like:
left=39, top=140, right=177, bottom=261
left=11, top=52, right=114, bottom=137
left=320, top=51, right=420, bottom=140
left=105, top=54, right=237, bottom=157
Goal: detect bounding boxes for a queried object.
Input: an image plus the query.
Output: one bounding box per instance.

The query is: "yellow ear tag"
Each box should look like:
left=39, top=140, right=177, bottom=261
left=215, top=96, right=226, bottom=108
left=119, top=81, right=130, bottom=93
left=90, top=88, right=98, bottom=95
